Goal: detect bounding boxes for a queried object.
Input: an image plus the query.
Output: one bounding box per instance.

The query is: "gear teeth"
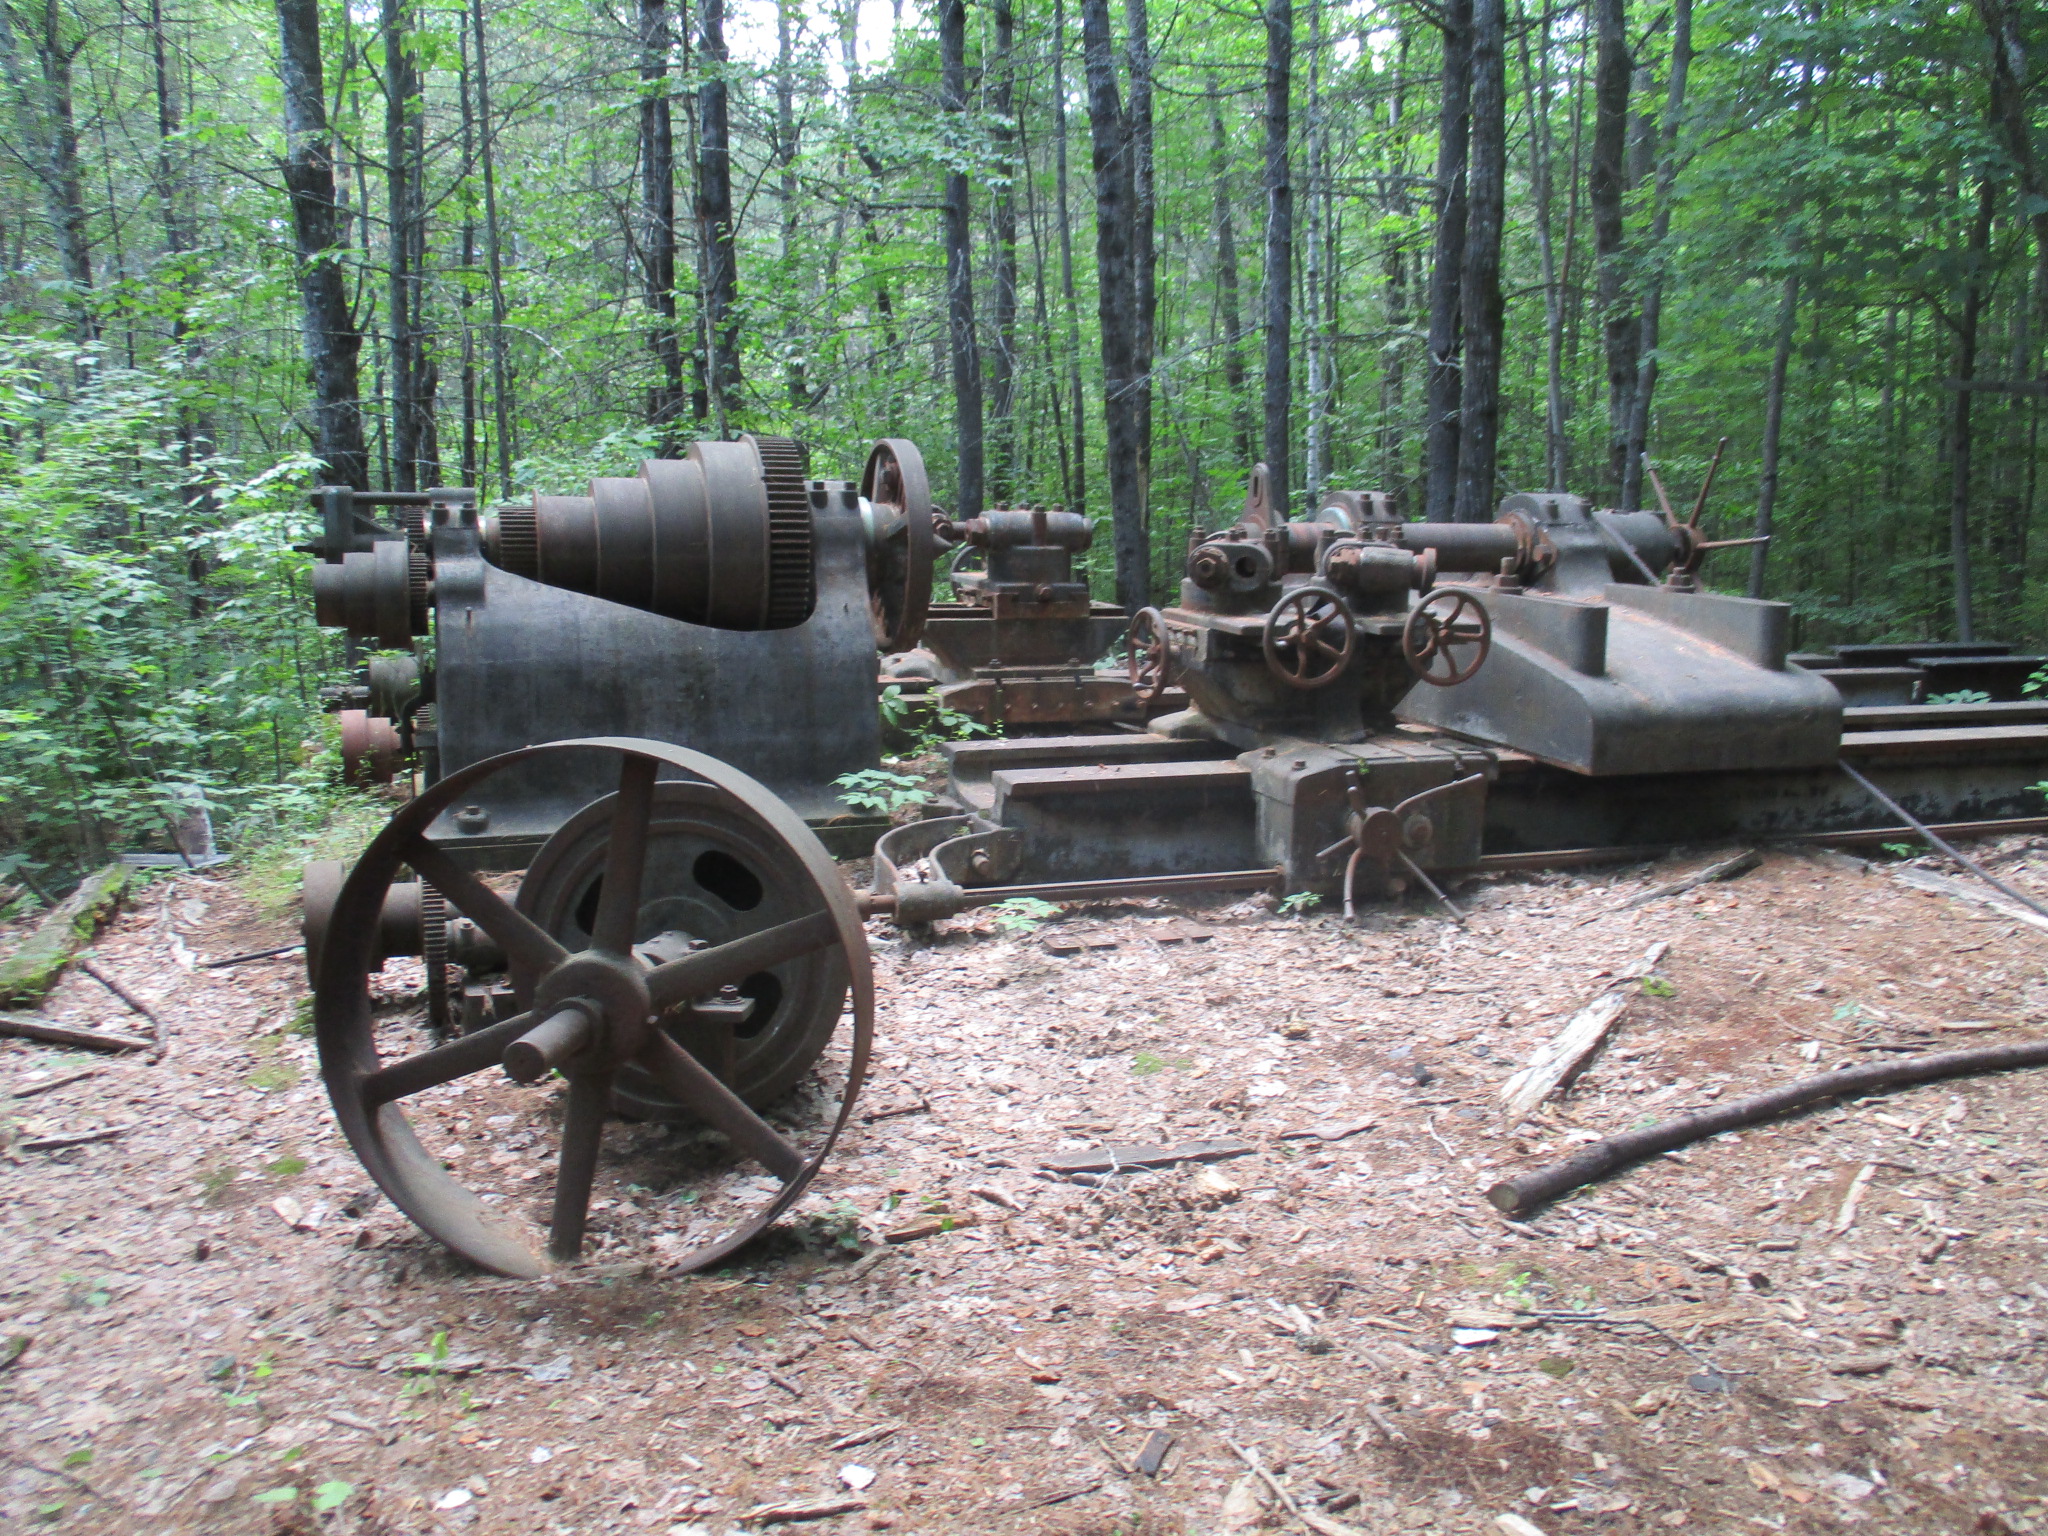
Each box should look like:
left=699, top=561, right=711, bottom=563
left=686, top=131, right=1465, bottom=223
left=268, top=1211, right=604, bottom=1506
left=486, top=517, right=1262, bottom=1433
left=749, top=435, right=815, bottom=629
left=408, top=551, right=433, bottom=635
left=493, top=503, right=539, bottom=578
left=420, top=883, right=452, bottom=1040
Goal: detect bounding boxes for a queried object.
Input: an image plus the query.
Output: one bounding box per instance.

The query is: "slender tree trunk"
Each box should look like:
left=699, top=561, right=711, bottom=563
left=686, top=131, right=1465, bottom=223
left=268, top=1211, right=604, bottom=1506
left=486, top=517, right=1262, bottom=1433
left=696, top=0, right=741, bottom=429
left=1423, top=0, right=1473, bottom=520
left=382, top=0, right=437, bottom=491
left=1748, top=271, right=1798, bottom=598
left=1080, top=0, right=1148, bottom=608
left=457, top=17, right=480, bottom=483
left=1451, top=0, right=1504, bottom=523
left=939, top=0, right=984, bottom=516
left=1378, top=25, right=1413, bottom=497
left=774, top=0, right=815, bottom=409
left=1591, top=0, right=1635, bottom=501
left=642, top=0, right=686, bottom=446
left=840, top=0, right=899, bottom=360
left=1949, top=177, right=1997, bottom=642
left=1054, top=0, right=1087, bottom=518
left=1126, top=0, right=1155, bottom=506
left=1520, top=14, right=1567, bottom=490
left=0, top=0, right=96, bottom=341
left=471, top=0, right=514, bottom=494
left=1975, top=0, right=2048, bottom=363
left=1210, top=81, right=1253, bottom=467
left=1303, top=0, right=1326, bottom=504
left=1261, top=0, right=1294, bottom=512
left=1621, top=0, right=1690, bottom=511
left=990, top=0, right=1020, bottom=502
left=272, top=0, right=367, bottom=489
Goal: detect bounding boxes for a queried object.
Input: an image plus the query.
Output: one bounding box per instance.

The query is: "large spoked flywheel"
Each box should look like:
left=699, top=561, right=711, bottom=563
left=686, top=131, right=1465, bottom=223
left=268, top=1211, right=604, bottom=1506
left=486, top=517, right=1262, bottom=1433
left=312, top=737, right=872, bottom=1279
left=514, top=780, right=851, bottom=1121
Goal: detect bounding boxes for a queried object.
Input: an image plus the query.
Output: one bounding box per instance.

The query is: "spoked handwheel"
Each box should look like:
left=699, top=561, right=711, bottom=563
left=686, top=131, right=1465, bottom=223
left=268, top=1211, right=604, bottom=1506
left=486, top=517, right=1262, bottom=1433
left=313, top=737, right=872, bottom=1278
left=1402, top=587, right=1492, bottom=686
left=1263, top=583, right=1358, bottom=690
left=1127, top=606, right=1170, bottom=704
left=861, top=438, right=935, bottom=653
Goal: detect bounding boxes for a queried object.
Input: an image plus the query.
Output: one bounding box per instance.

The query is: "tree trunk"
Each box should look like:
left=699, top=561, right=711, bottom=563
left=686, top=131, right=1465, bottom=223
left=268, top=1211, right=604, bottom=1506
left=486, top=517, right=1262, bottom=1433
left=1621, top=0, right=1691, bottom=512
left=1210, top=80, right=1253, bottom=467
left=457, top=16, right=479, bottom=484
left=1054, top=0, right=1087, bottom=518
left=1303, top=0, right=1326, bottom=504
left=939, top=0, right=984, bottom=517
left=1748, top=271, right=1798, bottom=598
left=696, top=0, right=741, bottom=430
left=1126, top=0, right=1155, bottom=506
left=1261, top=0, right=1293, bottom=514
left=990, top=0, right=1020, bottom=502
left=1080, top=0, right=1148, bottom=609
left=1949, top=177, right=1997, bottom=642
left=774, top=0, right=815, bottom=410
left=1423, top=0, right=1472, bottom=520
left=0, top=0, right=94, bottom=341
left=1975, top=0, right=2048, bottom=365
left=471, top=0, right=515, bottom=494
left=382, top=0, right=438, bottom=491
left=1591, top=0, right=1635, bottom=502
left=642, top=0, right=686, bottom=446
left=271, top=0, right=367, bottom=489
left=1450, top=0, right=1504, bottom=524
left=1520, top=14, right=1567, bottom=491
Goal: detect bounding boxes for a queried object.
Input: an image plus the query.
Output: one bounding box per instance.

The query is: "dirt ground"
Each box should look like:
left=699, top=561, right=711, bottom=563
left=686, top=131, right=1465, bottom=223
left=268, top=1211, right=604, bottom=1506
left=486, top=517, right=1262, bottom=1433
left=4, top=840, right=2048, bottom=1536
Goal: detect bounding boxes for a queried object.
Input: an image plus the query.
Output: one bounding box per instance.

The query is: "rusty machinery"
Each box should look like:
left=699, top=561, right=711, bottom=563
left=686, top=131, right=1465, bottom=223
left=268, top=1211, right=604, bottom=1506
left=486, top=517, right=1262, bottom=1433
left=872, top=464, right=2048, bottom=922
left=307, top=435, right=897, bottom=856
left=871, top=441, right=1168, bottom=729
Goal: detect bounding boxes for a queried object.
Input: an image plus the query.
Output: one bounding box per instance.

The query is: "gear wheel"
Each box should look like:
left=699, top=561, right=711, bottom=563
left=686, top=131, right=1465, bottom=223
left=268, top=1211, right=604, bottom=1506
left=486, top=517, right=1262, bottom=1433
left=745, top=435, right=815, bottom=629
left=419, top=882, right=452, bottom=1039
left=490, top=503, right=539, bottom=577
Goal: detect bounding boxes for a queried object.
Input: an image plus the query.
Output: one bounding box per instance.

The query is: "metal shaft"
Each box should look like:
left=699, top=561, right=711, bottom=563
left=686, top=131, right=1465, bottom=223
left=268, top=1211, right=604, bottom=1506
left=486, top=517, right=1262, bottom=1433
left=503, top=1003, right=596, bottom=1084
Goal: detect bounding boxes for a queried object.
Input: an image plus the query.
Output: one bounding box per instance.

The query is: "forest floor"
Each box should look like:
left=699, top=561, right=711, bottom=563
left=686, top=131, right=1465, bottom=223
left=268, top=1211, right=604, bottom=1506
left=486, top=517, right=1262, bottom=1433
left=2, top=839, right=2048, bottom=1536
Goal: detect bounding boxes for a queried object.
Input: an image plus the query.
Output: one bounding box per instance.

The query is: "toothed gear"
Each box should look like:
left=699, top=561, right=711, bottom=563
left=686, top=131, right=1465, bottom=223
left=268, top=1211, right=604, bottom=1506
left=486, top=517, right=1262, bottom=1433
left=493, top=503, right=539, bottom=578
left=419, top=882, right=452, bottom=1039
left=408, top=551, right=432, bottom=635
left=747, top=434, right=815, bottom=629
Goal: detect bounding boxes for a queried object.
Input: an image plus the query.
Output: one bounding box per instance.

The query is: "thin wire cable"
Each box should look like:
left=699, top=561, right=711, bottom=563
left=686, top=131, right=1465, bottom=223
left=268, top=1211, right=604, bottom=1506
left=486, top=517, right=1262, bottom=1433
left=1838, top=759, right=2048, bottom=923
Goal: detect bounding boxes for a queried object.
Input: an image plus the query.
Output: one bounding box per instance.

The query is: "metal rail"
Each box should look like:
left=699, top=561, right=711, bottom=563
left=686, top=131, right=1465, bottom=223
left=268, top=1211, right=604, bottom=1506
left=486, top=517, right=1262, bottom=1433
left=858, top=867, right=1282, bottom=917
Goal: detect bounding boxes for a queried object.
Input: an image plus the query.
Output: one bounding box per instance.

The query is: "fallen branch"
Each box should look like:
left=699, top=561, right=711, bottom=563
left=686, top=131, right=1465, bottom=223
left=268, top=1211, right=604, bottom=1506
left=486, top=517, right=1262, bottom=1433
left=77, top=959, right=158, bottom=1028
left=7, top=1067, right=99, bottom=1099
left=1487, top=1037, right=2048, bottom=1217
left=1497, top=940, right=1669, bottom=1125
left=0, top=1014, right=152, bottom=1053
left=1220, top=1438, right=1366, bottom=1536
left=1582, top=848, right=1760, bottom=925
left=737, top=1497, right=868, bottom=1526
left=19, top=1124, right=130, bottom=1152
left=201, top=943, right=304, bottom=969
left=0, top=865, right=129, bottom=1007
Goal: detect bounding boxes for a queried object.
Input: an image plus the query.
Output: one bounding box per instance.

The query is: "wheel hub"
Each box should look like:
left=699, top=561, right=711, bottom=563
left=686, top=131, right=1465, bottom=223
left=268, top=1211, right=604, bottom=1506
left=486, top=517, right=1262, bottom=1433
left=531, top=950, right=653, bottom=1067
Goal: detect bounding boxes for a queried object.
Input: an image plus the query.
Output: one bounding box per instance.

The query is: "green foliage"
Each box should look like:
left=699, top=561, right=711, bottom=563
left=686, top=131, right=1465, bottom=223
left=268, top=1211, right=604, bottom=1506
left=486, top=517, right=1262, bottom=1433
left=988, top=896, right=1060, bottom=933
left=311, top=1482, right=354, bottom=1513
left=1880, top=841, right=1921, bottom=858
left=832, top=768, right=932, bottom=818
left=1927, top=689, right=1992, bottom=705
left=1640, top=976, right=1677, bottom=998
left=1278, top=891, right=1322, bottom=916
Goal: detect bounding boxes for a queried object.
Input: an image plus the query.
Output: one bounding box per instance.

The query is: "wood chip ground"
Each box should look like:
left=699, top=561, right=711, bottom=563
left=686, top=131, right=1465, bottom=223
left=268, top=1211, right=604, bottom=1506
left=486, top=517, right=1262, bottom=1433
left=3, top=844, right=2047, bottom=1533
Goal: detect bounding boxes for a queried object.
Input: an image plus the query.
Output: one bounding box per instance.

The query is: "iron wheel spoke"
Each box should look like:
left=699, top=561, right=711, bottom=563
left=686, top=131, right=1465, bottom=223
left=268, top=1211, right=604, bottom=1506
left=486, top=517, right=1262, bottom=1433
left=591, top=754, right=659, bottom=954
left=404, top=839, right=569, bottom=976
left=547, top=1070, right=611, bottom=1263
left=636, top=1033, right=804, bottom=1180
left=362, top=1010, right=533, bottom=1107
left=643, top=910, right=840, bottom=1011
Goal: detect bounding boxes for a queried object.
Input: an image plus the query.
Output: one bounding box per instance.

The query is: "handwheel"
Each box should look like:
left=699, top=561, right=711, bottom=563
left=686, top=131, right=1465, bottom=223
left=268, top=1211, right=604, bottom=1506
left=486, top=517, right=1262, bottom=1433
left=1402, top=587, right=1492, bottom=686
left=1262, top=583, right=1357, bottom=690
left=513, top=781, right=851, bottom=1121
left=861, top=439, right=935, bottom=653
left=1127, top=606, right=1169, bottom=704
left=312, top=737, right=873, bottom=1278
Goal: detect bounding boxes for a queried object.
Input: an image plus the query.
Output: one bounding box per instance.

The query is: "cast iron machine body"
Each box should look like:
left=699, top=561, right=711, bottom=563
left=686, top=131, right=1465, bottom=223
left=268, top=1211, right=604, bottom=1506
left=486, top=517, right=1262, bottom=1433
left=884, top=486, right=1169, bottom=729
left=307, top=436, right=885, bottom=862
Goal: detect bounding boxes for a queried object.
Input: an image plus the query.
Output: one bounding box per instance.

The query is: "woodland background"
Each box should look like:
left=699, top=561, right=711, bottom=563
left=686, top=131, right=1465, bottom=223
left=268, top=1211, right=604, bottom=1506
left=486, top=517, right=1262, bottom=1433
left=0, top=0, right=2041, bottom=880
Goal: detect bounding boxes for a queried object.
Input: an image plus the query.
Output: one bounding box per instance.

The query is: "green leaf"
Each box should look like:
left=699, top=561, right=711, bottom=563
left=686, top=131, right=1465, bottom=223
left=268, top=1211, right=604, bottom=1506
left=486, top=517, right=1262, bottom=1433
left=311, top=1481, right=354, bottom=1512
left=252, top=1486, right=298, bottom=1504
